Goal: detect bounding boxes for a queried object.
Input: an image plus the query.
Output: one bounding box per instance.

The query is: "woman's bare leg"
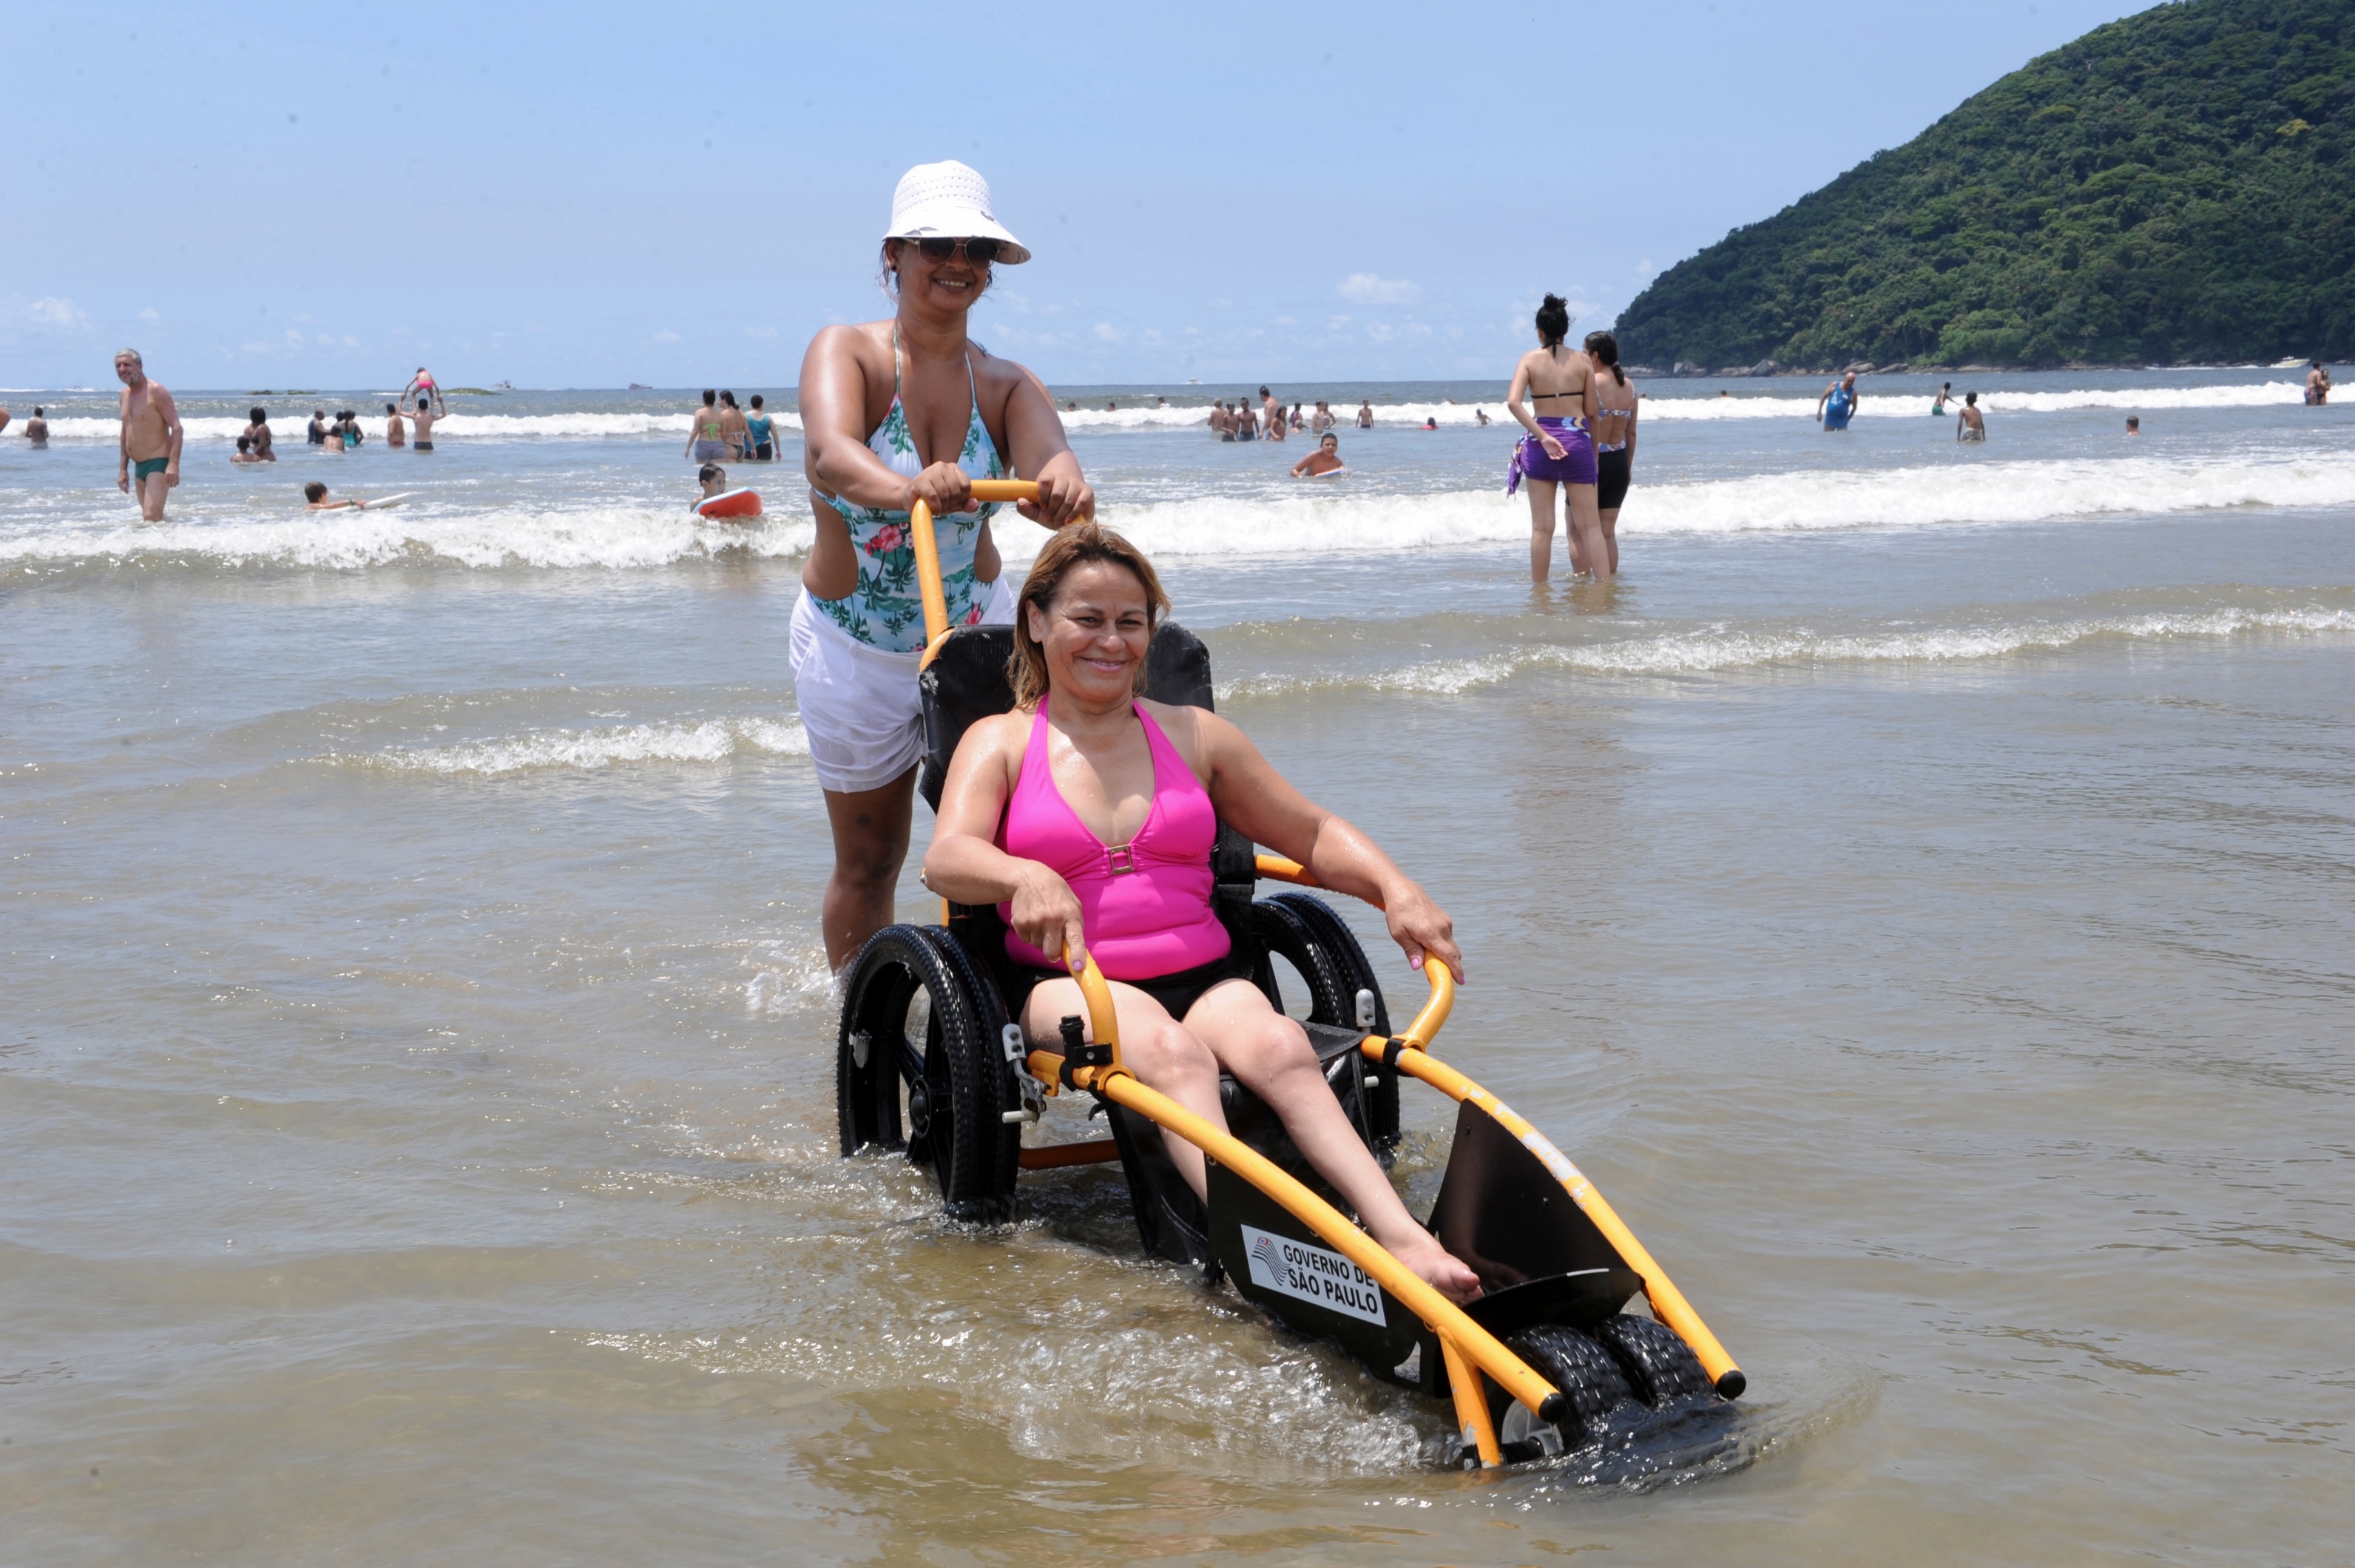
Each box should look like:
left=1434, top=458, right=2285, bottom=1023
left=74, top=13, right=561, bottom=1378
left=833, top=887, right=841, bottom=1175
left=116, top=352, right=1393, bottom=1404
left=1526, top=478, right=1558, bottom=581
left=1024, top=976, right=1223, bottom=1197
left=1184, top=981, right=1481, bottom=1300
left=1567, top=483, right=1609, bottom=581
left=819, top=766, right=916, bottom=971
left=1598, top=506, right=1621, bottom=576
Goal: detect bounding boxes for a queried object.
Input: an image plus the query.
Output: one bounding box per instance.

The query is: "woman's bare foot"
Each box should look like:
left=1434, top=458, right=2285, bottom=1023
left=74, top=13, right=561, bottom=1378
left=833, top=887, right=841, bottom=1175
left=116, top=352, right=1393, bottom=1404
left=1383, top=1228, right=1484, bottom=1303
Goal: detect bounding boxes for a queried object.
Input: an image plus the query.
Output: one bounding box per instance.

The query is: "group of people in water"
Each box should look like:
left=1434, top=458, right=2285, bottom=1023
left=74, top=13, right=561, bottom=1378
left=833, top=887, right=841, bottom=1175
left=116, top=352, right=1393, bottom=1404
left=1206, top=393, right=1374, bottom=443
left=683, top=389, right=785, bottom=464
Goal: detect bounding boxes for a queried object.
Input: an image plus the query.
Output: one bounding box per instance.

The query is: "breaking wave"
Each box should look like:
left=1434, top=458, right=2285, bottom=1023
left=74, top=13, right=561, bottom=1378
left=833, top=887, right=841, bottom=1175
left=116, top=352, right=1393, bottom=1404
left=1220, top=604, right=2355, bottom=698
left=328, top=717, right=809, bottom=777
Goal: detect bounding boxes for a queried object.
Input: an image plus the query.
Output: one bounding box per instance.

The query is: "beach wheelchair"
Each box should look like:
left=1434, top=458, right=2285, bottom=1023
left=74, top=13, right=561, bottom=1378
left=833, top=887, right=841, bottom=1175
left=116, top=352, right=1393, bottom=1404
left=834, top=482, right=1744, bottom=1467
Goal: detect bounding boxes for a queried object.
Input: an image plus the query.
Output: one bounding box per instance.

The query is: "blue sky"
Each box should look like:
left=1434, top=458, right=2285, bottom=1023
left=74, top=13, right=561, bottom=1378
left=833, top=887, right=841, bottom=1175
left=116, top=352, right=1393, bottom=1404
left=2, top=1, right=2143, bottom=391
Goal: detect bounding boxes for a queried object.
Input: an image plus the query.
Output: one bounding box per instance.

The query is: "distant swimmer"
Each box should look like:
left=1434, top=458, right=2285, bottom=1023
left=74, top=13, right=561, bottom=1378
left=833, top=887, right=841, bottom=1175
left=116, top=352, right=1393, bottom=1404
left=686, top=389, right=726, bottom=462
left=1956, top=391, right=1986, bottom=443
left=1209, top=400, right=1235, bottom=440
left=746, top=394, right=777, bottom=461
left=1931, top=381, right=1955, bottom=416
left=402, top=368, right=447, bottom=417
left=411, top=395, right=441, bottom=452
left=115, top=348, right=183, bottom=522
left=1291, top=432, right=1346, bottom=476
left=719, top=390, right=750, bottom=458
left=306, top=409, right=328, bottom=445
left=1474, top=408, right=1491, bottom=426
left=245, top=407, right=274, bottom=460
left=24, top=407, right=49, bottom=447
left=303, top=481, right=364, bottom=510
left=1356, top=398, right=1374, bottom=428
left=1506, top=294, right=1606, bottom=583
left=1817, top=371, right=1860, bottom=431
left=1421, top=416, right=1437, bottom=430
left=2126, top=416, right=2141, bottom=436
left=385, top=402, right=407, bottom=448
left=2307, top=359, right=2333, bottom=405
left=1586, top=331, right=1637, bottom=579
left=1106, top=399, right=1117, bottom=411
left=1236, top=399, right=1260, bottom=441
left=693, top=462, right=729, bottom=508
left=233, top=436, right=259, bottom=462
left=1310, top=399, right=1336, bottom=433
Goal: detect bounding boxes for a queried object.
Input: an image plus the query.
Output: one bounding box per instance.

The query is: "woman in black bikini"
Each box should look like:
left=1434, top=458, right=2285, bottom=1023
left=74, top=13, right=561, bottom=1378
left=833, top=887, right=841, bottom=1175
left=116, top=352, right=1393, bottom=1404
left=1584, top=331, right=1637, bottom=578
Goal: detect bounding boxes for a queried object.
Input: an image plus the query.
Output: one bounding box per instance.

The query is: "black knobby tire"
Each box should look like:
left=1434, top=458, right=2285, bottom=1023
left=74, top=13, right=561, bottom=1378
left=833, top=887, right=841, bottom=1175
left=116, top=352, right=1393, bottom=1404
left=835, top=925, right=1018, bottom=1223
left=1499, top=1324, right=1636, bottom=1452
left=1259, top=891, right=1399, bottom=1146
left=1587, top=1314, right=1719, bottom=1409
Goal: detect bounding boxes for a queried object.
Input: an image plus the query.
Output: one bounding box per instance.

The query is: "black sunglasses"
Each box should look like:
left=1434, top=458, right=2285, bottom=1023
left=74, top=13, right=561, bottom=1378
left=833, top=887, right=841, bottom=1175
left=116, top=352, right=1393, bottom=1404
left=915, top=236, right=1004, bottom=265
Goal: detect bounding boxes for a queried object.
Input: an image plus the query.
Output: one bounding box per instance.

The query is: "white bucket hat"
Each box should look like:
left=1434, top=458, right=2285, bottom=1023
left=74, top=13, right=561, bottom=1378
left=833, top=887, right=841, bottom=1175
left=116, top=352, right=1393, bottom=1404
left=883, top=160, right=1031, bottom=265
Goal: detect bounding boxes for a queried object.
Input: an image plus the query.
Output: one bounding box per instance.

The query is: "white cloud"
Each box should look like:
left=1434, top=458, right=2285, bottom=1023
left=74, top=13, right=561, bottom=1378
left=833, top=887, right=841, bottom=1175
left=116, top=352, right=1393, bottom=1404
left=652, top=329, right=680, bottom=343
left=28, top=297, right=87, bottom=328
left=1337, top=274, right=1418, bottom=305
left=139, top=307, right=161, bottom=321
left=1092, top=322, right=1124, bottom=342
left=1635, top=259, right=1655, bottom=278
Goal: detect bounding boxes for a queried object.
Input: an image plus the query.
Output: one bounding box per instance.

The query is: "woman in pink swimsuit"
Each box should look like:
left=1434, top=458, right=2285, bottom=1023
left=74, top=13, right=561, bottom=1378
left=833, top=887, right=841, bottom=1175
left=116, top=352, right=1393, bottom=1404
left=925, top=524, right=1480, bottom=1300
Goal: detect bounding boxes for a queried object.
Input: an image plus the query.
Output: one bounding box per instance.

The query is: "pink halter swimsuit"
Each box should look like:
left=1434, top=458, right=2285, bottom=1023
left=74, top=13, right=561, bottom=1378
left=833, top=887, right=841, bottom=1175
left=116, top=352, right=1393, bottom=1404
left=997, top=704, right=1232, bottom=980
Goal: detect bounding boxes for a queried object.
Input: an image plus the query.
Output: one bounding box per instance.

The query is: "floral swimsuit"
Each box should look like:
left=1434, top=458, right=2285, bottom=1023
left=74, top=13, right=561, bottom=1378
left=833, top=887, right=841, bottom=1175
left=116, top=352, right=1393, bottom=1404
left=811, top=331, right=1005, bottom=652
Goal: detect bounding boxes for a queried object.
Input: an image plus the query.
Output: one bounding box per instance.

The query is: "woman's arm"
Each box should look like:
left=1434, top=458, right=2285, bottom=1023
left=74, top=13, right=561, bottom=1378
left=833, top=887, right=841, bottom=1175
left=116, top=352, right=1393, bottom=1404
left=799, top=325, right=944, bottom=513
left=922, top=714, right=1089, bottom=968
left=1581, top=356, right=1599, bottom=428
left=996, top=361, right=1094, bottom=528
left=1190, top=711, right=1464, bottom=980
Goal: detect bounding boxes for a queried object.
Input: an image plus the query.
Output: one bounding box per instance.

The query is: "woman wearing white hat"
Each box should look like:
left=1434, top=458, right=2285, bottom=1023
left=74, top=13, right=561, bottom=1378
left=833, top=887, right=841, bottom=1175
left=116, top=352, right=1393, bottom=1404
left=797, top=160, right=1095, bottom=972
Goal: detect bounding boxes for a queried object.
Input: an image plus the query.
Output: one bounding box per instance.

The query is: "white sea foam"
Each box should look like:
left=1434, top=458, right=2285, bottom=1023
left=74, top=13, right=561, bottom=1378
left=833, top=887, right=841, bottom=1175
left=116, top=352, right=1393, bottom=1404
left=30, top=410, right=809, bottom=444
left=22, top=379, right=2311, bottom=442
left=1223, top=605, right=2355, bottom=698
left=334, top=717, right=809, bottom=777
left=0, top=504, right=816, bottom=571
left=10, top=451, right=2348, bottom=575
left=1631, top=379, right=2311, bottom=422
left=994, top=452, right=2355, bottom=565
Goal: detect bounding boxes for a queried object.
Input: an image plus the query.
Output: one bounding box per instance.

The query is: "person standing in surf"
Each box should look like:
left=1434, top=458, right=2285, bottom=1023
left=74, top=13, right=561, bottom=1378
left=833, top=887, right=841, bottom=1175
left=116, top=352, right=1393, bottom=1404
left=1956, top=391, right=1987, bottom=443
left=1584, top=331, right=1638, bottom=579
left=1506, top=294, right=1605, bottom=582
left=1817, top=371, right=1860, bottom=431
left=795, top=160, right=1094, bottom=972
left=115, top=348, right=183, bottom=523
left=2307, top=360, right=2332, bottom=406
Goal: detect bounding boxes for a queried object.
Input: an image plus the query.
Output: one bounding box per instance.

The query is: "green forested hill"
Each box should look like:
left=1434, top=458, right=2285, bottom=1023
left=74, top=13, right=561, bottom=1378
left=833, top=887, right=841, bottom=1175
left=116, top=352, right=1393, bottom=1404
left=1615, top=0, right=2355, bottom=370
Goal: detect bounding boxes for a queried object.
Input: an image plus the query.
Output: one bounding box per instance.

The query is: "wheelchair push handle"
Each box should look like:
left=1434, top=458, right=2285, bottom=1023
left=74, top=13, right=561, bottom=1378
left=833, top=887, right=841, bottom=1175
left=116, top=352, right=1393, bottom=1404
left=910, top=481, right=1043, bottom=665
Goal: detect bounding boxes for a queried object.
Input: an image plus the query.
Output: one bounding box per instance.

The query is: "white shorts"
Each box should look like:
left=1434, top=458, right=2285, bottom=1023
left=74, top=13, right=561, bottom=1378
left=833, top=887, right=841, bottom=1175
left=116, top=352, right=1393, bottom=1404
left=790, top=577, right=1016, bottom=794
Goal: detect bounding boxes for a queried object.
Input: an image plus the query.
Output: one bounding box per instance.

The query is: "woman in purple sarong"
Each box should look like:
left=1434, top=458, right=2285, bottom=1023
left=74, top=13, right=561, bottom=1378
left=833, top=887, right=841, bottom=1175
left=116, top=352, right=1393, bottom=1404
left=1505, top=294, right=1608, bottom=582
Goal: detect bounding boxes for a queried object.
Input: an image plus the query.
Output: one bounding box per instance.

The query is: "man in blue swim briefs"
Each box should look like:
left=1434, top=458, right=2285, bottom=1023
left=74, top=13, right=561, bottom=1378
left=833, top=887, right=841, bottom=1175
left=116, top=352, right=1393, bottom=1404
left=1817, top=371, right=1860, bottom=432
left=115, top=348, right=183, bottom=522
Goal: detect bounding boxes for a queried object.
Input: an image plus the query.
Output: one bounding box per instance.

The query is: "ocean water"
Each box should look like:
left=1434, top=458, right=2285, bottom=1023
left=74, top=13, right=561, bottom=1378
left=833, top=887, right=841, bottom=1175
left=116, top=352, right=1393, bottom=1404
left=3, top=368, right=2350, bottom=1564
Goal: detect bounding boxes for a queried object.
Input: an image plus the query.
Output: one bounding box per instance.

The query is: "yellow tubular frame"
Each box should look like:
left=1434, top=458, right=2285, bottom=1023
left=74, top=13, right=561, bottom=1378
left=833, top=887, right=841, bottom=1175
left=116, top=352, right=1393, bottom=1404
left=913, top=507, right=1740, bottom=1456
left=1024, top=950, right=1564, bottom=1457
left=912, top=480, right=1043, bottom=671
left=1257, top=854, right=1744, bottom=1398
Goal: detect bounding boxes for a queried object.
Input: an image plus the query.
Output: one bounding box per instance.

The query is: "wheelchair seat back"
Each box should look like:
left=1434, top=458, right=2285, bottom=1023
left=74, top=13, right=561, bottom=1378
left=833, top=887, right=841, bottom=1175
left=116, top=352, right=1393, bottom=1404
left=917, top=621, right=1216, bottom=811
